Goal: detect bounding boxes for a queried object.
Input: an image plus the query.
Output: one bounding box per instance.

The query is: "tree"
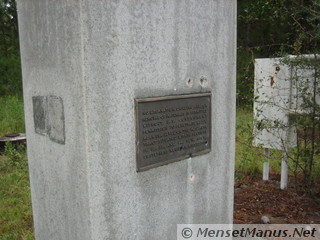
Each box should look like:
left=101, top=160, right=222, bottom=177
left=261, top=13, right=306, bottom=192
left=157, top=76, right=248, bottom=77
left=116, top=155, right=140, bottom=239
left=237, top=0, right=291, bottom=105
left=281, top=0, right=320, bottom=184
left=237, top=0, right=320, bottom=105
left=0, top=0, right=21, bottom=96
left=252, top=0, right=320, bottom=185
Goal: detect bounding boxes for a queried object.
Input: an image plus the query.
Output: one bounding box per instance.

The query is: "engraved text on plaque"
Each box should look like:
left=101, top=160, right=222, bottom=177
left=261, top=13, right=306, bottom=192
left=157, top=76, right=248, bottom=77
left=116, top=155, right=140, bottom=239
left=135, top=93, right=211, bottom=172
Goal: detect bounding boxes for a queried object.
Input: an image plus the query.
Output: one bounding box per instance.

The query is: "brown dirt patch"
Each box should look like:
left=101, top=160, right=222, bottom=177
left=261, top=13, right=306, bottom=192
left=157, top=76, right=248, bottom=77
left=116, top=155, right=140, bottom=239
left=234, top=175, right=320, bottom=224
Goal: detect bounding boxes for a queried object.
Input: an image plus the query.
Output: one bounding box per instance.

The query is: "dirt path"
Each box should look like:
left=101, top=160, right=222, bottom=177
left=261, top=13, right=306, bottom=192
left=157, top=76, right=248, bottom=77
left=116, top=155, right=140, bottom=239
left=234, top=176, right=320, bottom=224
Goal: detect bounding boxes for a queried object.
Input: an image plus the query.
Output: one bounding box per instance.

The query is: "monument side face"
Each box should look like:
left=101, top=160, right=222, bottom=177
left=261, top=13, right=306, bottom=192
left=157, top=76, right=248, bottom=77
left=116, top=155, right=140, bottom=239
left=83, top=1, right=236, bottom=239
left=18, top=0, right=237, bottom=239
left=17, top=1, right=91, bottom=240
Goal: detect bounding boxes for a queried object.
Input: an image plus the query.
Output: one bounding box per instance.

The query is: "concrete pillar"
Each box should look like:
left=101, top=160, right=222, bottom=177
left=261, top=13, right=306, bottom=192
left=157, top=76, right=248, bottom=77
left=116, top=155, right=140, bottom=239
left=281, top=152, right=288, bottom=190
left=263, top=148, right=270, bottom=181
left=17, top=1, right=237, bottom=239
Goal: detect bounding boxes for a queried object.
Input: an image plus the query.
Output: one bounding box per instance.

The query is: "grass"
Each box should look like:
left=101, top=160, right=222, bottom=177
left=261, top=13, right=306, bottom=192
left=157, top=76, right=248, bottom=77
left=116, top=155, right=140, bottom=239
left=235, top=107, right=320, bottom=183
left=0, top=95, right=25, bottom=135
left=0, top=96, right=33, bottom=239
left=235, top=107, right=283, bottom=181
left=0, top=143, right=34, bottom=240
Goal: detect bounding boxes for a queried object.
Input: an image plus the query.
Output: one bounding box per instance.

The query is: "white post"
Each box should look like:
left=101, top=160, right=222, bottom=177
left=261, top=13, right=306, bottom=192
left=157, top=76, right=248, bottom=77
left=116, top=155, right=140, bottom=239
left=263, top=148, right=270, bottom=181
left=280, top=151, right=288, bottom=189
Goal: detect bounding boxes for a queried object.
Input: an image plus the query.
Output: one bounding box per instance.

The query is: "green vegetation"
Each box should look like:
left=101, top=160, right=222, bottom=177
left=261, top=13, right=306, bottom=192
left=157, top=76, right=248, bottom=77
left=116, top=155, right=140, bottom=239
left=236, top=107, right=320, bottom=183
left=0, top=95, right=32, bottom=239
left=0, top=0, right=22, bottom=96
left=238, top=0, right=320, bottom=185
left=0, top=143, right=34, bottom=240
left=0, top=95, right=25, bottom=135
left=236, top=107, right=283, bottom=180
left=237, top=0, right=320, bottom=105
left=236, top=108, right=261, bottom=179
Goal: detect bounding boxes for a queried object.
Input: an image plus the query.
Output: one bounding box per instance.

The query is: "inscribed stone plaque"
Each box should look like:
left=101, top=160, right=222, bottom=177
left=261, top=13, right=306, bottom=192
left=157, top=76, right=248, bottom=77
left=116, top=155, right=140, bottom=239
left=135, top=93, right=211, bottom=172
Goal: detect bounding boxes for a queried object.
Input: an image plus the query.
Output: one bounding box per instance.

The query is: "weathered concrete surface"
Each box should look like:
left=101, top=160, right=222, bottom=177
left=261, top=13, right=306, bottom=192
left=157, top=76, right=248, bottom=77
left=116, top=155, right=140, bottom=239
left=32, top=96, right=65, bottom=144
left=253, top=58, right=297, bottom=150
left=253, top=56, right=319, bottom=150
left=32, top=96, right=47, bottom=135
left=18, top=1, right=237, bottom=239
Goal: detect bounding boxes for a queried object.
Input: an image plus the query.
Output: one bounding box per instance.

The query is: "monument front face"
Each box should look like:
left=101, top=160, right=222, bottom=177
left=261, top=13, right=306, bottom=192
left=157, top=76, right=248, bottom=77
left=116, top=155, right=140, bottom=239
left=17, top=1, right=237, bottom=239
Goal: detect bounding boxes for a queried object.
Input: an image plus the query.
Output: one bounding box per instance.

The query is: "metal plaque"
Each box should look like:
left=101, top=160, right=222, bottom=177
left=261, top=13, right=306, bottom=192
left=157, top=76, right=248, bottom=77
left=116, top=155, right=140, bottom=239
left=135, top=93, right=211, bottom=172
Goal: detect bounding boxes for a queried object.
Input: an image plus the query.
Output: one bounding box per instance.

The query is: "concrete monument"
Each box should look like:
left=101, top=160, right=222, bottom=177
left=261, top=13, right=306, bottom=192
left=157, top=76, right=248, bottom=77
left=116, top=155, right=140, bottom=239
left=253, top=56, right=318, bottom=188
left=17, top=1, right=237, bottom=239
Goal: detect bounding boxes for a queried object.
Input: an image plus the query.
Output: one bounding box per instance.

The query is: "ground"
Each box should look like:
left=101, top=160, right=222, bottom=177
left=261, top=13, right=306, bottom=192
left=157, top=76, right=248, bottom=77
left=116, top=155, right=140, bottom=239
left=234, top=174, right=320, bottom=224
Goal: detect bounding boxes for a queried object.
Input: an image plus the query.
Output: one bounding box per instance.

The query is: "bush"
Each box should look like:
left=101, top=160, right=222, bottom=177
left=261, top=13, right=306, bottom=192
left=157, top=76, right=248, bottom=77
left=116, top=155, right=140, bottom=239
left=0, top=95, right=25, bottom=135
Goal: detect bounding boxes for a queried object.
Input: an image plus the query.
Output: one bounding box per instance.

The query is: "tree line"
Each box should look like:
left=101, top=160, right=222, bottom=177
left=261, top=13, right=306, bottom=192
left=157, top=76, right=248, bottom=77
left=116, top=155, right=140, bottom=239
left=1, top=0, right=320, bottom=100
left=238, top=0, right=320, bottom=105
left=0, top=0, right=20, bottom=96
